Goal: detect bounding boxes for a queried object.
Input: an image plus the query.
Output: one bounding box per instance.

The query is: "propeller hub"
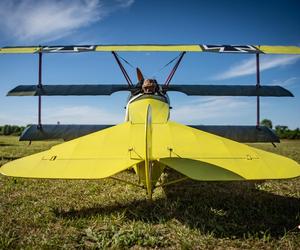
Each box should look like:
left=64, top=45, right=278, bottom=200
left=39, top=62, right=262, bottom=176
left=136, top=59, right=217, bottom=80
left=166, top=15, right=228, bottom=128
left=142, top=79, right=158, bottom=94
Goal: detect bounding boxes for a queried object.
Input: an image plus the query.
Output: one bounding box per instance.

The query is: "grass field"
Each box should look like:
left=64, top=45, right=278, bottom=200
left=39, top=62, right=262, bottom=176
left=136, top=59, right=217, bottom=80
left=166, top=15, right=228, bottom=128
left=0, top=136, right=299, bottom=249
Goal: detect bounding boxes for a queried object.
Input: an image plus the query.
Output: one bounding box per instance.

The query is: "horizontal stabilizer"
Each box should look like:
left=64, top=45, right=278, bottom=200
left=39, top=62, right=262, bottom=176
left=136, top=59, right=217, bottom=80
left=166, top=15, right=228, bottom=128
left=1, top=45, right=300, bottom=54
left=20, top=124, right=114, bottom=141
left=165, top=85, right=293, bottom=96
left=1, top=122, right=143, bottom=179
left=1, top=120, right=299, bottom=181
left=153, top=122, right=300, bottom=180
left=7, top=84, right=132, bottom=96
left=189, top=125, right=279, bottom=143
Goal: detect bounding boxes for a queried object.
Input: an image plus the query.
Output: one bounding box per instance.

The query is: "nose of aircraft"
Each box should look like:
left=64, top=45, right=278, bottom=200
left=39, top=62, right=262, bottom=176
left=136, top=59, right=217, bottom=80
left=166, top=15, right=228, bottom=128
left=142, top=79, right=158, bottom=94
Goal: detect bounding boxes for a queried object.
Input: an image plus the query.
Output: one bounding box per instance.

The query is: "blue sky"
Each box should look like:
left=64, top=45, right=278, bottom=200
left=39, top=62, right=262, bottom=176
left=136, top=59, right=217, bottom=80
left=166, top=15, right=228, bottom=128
left=0, top=0, right=299, bottom=128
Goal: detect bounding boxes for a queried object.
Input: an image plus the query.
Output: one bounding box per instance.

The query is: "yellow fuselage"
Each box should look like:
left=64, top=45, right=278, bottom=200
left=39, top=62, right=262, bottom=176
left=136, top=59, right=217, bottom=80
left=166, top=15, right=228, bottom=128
left=127, top=95, right=170, bottom=124
left=127, top=95, right=169, bottom=198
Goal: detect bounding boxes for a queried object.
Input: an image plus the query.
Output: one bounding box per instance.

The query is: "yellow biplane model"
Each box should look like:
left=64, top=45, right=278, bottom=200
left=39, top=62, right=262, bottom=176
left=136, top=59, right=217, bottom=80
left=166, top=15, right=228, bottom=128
left=1, top=44, right=300, bottom=199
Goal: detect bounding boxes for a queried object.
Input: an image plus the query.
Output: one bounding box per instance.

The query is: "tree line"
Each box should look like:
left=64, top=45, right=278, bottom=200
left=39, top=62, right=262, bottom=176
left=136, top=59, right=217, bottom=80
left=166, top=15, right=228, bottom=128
left=260, top=119, right=300, bottom=139
left=0, top=125, right=26, bottom=136
left=0, top=121, right=299, bottom=139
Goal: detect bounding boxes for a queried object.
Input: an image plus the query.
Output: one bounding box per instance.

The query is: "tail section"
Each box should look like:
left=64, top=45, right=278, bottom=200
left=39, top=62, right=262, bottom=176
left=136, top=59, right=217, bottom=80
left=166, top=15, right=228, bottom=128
left=144, top=105, right=152, bottom=199
left=1, top=102, right=299, bottom=197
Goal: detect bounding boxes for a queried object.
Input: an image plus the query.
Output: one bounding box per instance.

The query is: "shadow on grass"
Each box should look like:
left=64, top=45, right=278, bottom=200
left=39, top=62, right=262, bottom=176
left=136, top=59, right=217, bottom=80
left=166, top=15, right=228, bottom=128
left=0, top=156, right=20, bottom=161
left=53, top=172, right=300, bottom=239
left=0, top=143, right=15, bottom=147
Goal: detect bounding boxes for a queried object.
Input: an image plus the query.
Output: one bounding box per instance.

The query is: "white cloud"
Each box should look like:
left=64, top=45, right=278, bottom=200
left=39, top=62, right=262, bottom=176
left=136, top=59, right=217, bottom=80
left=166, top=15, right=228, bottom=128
left=43, top=105, right=123, bottom=124
left=0, top=105, right=124, bottom=125
left=170, top=97, right=253, bottom=124
left=215, top=55, right=300, bottom=80
left=115, top=0, right=135, bottom=8
left=0, top=0, right=134, bottom=43
left=270, top=76, right=300, bottom=87
left=0, top=113, right=31, bottom=126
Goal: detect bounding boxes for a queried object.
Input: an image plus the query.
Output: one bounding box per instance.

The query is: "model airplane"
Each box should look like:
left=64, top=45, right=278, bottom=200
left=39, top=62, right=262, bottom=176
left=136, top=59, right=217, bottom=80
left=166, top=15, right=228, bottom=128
left=1, top=44, right=300, bottom=199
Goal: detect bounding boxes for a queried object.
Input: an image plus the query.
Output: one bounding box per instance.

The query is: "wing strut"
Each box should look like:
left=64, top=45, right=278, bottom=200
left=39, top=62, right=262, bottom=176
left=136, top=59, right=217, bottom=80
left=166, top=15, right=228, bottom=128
left=256, top=53, right=260, bottom=127
left=37, top=48, right=43, bottom=129
left=164, top=51, right=186, bottom=87
left=112, top=51, right=133, bottom=87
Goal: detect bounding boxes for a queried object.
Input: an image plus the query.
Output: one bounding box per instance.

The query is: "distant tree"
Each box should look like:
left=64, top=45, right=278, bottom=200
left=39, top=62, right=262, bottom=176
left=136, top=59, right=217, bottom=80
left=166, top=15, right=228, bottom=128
left=273, top=125, right=300, bottom=139
left=260, top=119, right=273, bottom=129
left=15, top=126, right=26, bottom=136
left=295, top=128, right=300, bottom=139
left=275, top=125, right=288, bottom=133
left=11, top=125, right=20, bottom=135
left=0, top=125, right=25, bottom=136
left=3, top=125, right=11, bottom=135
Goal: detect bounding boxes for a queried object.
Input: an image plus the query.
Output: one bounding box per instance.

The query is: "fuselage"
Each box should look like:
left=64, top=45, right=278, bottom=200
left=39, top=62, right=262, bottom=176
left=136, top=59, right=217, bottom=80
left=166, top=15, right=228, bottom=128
left=126, top=94, right=170, bottom=124
left=125, top=94, right=171, bottom=199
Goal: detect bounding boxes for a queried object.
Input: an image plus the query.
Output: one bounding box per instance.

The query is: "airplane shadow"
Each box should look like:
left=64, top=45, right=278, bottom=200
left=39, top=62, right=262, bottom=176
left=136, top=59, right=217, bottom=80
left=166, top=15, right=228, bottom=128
left=0, top=143, right=15, bottom=147
left=54, top=172, right=300, bottom=239
left=0, top=156, right=20, bottom=161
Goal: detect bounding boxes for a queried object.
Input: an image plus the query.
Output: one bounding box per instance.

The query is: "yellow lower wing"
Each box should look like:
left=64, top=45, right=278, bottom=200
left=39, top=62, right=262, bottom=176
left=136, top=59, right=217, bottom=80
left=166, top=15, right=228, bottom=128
left=0, top=122, right=144, bottom=179
left=152, top=122, right=300, bottom=180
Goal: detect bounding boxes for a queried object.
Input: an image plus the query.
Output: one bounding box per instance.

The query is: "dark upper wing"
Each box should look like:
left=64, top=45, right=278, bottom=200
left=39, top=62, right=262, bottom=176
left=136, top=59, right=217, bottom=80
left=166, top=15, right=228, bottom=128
left=165, top=85, right=293, bottom=97
left=7, top=84, right=133, bottom=96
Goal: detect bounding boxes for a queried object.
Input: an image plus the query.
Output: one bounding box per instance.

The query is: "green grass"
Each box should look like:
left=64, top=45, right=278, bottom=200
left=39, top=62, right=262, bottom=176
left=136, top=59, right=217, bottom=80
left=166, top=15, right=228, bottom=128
left=0, top=136, right=299, bottom=249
